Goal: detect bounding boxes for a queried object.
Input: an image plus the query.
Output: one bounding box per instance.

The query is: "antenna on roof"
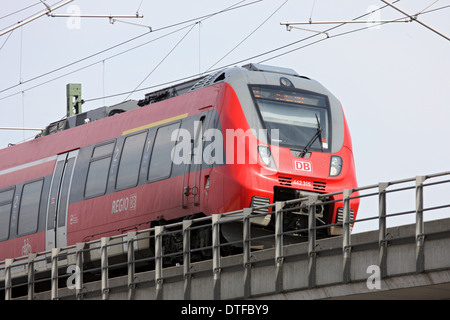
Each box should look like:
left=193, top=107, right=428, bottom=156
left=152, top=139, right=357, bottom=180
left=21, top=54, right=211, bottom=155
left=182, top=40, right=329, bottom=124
left=66, top=83, right=82, bottom=117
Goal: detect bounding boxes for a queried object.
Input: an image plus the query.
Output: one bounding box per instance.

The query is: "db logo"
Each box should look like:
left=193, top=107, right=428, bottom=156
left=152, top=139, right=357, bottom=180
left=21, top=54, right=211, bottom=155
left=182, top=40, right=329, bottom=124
left=294, top=160, right=312, bottom=172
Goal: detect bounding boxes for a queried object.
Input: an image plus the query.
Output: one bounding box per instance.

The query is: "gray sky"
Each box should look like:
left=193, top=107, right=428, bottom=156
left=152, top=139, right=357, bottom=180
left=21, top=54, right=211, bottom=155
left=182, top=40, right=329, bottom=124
left=1, top=0, right=449, bottom=233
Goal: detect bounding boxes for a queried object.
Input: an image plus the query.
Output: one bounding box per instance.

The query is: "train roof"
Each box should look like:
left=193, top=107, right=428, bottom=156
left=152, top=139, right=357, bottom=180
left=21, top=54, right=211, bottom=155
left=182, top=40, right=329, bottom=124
left=38, top=63, right=313, bottom=139
left=38, top=100, right=140, bottom=138
left=0, top=63, right=347, bottom=171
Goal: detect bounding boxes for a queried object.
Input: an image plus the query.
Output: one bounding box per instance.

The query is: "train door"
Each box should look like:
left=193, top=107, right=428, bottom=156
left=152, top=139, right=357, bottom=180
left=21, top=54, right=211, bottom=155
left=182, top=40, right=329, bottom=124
left=182, top=115, right=206, bottom=209
left=45, top=150, right=79, bottom=250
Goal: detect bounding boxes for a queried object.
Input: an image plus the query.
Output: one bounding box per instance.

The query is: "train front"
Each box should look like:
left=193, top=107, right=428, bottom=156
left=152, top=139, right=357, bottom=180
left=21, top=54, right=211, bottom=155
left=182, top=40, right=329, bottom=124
left=221, top=64, right=359, bottom=237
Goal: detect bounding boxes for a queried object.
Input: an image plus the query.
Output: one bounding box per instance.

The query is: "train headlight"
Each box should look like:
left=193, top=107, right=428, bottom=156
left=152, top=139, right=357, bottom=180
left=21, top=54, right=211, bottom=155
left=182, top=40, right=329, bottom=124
left=258, top=145, right=277, bottom=170
left=329, top=156, right=342, bottom=177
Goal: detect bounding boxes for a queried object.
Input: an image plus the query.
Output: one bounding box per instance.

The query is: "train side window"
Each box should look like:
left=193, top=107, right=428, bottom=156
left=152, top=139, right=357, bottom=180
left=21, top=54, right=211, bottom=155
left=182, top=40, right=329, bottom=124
left=0, top=188, right=14, bottom=241
left=18, top=180, right=43, bottom=236
left=85, top=141, right=115, bottom=198
left=148, top=123, right=180, bottom=182
left=92, top=142, right=114, bottom=158
left=116, top=132, right=147, bottom=190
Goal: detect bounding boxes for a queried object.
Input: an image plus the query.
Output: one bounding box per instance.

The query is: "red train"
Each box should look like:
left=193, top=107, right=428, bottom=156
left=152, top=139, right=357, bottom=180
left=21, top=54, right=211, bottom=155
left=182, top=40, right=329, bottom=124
left=0, top=63, right=359, bottom=261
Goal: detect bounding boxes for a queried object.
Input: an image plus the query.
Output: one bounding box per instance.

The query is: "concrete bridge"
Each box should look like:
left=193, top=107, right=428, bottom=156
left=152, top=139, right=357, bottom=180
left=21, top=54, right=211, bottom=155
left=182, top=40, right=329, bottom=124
left=2, top=172, right=450, bottom=300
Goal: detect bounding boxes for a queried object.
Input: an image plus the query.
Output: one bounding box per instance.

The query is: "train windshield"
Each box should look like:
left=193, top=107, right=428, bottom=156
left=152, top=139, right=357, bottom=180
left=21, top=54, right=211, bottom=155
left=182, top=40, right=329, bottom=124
left=251, top=85, right=330, bottom=152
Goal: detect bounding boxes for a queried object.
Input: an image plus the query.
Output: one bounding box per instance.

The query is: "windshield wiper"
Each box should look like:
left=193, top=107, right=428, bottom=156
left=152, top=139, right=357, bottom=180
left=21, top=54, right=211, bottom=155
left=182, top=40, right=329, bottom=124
left=299, top=113, right=323, bottom=158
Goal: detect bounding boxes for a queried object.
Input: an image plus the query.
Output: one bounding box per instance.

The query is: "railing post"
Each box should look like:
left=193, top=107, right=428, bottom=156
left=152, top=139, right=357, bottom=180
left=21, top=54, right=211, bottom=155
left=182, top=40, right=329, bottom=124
left=275, top=201, right=285, bottom=293
left=212, top=214, right=221, bottom=300
left=75, top=243, right=85, bottom=300
left=4, top=258, right=13, bottom=300
left=416, top=176, right=426, bottom=273
left=342, top=189, right=352, bottom=283
left=51, top=248, right=60, bottom=300
left=378, top=182, right=389, bottom=279
left=308, top=195, right=319, bottom=288
left=101, top=237, right=109, bottom=300
left=27, top=253, right=37, bottom=300
left=243, top=208, right=252, bottom=298
left=182, top=220, right=192, bottom=300
left=155, top=226, right=164, bottom=300
left=127, top=231, right=136, bottom=300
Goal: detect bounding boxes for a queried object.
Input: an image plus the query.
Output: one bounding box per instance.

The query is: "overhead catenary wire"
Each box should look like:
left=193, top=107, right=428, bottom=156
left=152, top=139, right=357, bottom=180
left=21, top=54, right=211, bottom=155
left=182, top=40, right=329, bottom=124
left=123, top=22, right=198, bottom=101
left=0, top=0, right=74, bottom=37
left=1, top=0, right=364, bottom=102
left=81, top=17, right=385, bottom=103
left=259, top=2, right=408, bottom=63
left=38, top=0, right=51, bottom=11
left=0, top=29, right=14, bottom=52
left=21, top=91, right=25, bottom=140
left=0, top=22, right=201, bottom=102
left=0, top=0, right=262, bottom=97
left=136, top=0, right=145, bottom=15
left=417, top=0, right=440, bottom=15
left=81, top=1, right=450, bottom=105
left=86, top=19, right=392, bottom=103
left=0, top=1, right=42, bottom=20
left=422, top=3, right=450, bottom=14
left=381, top=0, right=450, bottom=42
left=19, top=27, right=23, bottom=84
left=1, top=1, right=449, bottom=105
left=282, top=0, right=450, bottom=42
left=205, top=0, right=289, bottom=72
left=309, top=0, right=317, bottom=21
left=0, top=1, right=145, bottom=35
left=0, top=1, right=419, bottom=102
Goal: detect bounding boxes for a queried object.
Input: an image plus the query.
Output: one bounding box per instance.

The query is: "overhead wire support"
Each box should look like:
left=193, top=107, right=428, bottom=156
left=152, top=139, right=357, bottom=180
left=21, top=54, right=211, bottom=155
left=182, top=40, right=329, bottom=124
left=380, top=0, right=450, bottom=42
left=281, top=18, right=411, bottom=36
left=0, top=127, right=43, bottom=131
left=0, top=0, right=74, bottom=37
left=39, top=0, right=51, bottom=12
left=49, top=13, right=147, bottom=29
left=285, top=25, right=330, bottom=38
left=280, top=0, right=450, bottom=42
left=79, top=1, right=411, bottom=104
left=281, top=19, right=411, bottom=26
left=49, top=13, right=144, bottom=19
left=0, top=0, right=260, bottom=99
left=110, top=18, right=152, bottom=32
left=80, top=2, right=450, bottom=105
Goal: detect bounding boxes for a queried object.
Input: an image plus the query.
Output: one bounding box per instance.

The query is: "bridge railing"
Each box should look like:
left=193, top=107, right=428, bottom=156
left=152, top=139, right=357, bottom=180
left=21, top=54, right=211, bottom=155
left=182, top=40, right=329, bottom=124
left=1, top=171, right=450, bottom=300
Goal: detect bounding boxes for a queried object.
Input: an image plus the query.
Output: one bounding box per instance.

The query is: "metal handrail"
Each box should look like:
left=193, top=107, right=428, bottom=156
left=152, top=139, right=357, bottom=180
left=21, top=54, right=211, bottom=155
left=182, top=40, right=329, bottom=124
left=1, top=171, right=450, bottom=299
